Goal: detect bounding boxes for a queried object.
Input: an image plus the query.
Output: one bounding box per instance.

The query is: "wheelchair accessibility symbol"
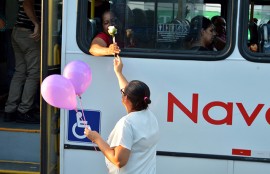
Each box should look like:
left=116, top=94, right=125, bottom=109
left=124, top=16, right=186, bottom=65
left=72, top=112, right=90, bottom=139
left=68, top=110, right=101, bottom=143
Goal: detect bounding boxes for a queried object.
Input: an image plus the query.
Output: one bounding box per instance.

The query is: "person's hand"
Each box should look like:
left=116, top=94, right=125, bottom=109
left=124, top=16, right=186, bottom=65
left=249, top=43, right=258, bottom=52
left=30, top=22, right=41, bottom=41
left=108, top=43, right=121, bottom=55
left=113, top=55, right=123, bottom=75
left=84, top=128, right=101, bottom=143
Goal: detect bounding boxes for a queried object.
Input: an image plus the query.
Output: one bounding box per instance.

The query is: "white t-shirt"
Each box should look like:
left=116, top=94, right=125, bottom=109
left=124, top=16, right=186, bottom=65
left=105, top=109, right=159, bottom=174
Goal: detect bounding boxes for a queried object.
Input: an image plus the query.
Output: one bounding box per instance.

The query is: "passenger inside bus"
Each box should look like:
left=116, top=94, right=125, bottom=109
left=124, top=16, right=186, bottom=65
left=88, top=0, right=110, bottom=33
left=185, top=15, right=216, bottom=51
left=129, top=8, right=150, bottom=48
left=211, top=16, right=226, bottom=51
left=258, top=21, right=270, bottom=53
left=89, top=10, right=121, bottom=56
left=248, top=18, right=259, bottom=52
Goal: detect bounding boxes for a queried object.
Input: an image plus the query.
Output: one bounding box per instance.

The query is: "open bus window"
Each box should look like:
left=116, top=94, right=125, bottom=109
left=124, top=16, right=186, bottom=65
left=239, top=0, right=270, bottom=62
left=77, top=0, right=235, bottom=60
left=110, top=1, right=227, bottom=51
left=115, top=1, right=223, bottom=49
left=249, top=2, right=270, bottom=53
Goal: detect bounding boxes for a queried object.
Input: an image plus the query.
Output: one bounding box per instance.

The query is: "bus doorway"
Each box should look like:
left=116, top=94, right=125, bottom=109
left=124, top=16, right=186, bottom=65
left=0, top=0, right=62, bottom=173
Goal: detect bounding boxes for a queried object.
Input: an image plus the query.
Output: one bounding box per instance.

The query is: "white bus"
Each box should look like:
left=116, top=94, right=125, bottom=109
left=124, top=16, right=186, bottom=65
left=1, top=0, right=270, bottom=174
left=59, top=0, right=270, bottom=174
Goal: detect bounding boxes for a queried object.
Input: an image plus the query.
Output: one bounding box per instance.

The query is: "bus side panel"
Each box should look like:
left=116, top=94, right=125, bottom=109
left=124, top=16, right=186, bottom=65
left=157, top=156, right=231, bottom=174
left=61, top=54, right=270, bottom=174
left=62, top=151, right=270, bottom=174
left=63, top=150, right=107, bottom=174
left=234, top=161, right=270, bottom=174
left=60, top=0, right=270, bottom=174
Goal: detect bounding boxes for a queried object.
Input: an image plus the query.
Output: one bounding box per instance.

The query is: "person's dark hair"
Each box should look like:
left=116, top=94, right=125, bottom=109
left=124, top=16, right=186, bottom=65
left=211, top=15, right=219, bottom=24
left=101, top=10, right=111, bottom=24
left=124, top=80, right=151, bottom=111
left=187, top=15, right=212, bottom=41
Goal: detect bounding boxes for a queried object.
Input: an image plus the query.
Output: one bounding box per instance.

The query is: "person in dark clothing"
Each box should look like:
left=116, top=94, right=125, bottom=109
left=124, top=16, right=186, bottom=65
left=211, top=16, right=226, bottom=51
left=248, top=18, right=259, bottom=52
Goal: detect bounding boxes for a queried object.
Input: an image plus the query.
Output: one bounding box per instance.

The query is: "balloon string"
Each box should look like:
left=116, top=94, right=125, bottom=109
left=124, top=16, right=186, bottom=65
left=74, top=107, right=87, bottom=126
left=77, top=95, right=97, bottom=151
left=75, top=106, right=86, bottom=127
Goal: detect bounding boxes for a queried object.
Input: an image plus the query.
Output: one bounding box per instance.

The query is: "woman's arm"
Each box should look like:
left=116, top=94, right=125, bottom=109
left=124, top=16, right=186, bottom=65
left=84, top=128, right=130, bottom=168
left=89, top=37, right=120, bottom=56
left=113, top=56, right=128, bottom=89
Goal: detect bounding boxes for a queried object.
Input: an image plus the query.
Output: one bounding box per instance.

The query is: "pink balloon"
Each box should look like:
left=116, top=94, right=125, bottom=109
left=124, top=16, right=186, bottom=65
left=41, top=75, right=77, bottom=110
left=63, top=60, right=92, bottom=95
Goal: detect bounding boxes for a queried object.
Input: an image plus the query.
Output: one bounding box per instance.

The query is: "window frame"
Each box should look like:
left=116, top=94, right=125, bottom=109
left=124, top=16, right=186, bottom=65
left=76, top=0, right=237, bottom=61
left=238, top=0, right=270, bottom=63
left=76, top=0, right=92, bottom=54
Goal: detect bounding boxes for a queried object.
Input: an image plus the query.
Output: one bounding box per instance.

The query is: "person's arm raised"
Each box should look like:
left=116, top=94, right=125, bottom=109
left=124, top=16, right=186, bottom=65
left=113, top=55, right=128, bottom=89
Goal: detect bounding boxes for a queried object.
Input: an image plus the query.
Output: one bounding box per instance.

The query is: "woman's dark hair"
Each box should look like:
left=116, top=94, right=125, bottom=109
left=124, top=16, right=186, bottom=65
left=101, top=10, right=111, bottom=24
left=186, top=15, right=212, bottom=41
left=124, top=80, right=151, bottom=111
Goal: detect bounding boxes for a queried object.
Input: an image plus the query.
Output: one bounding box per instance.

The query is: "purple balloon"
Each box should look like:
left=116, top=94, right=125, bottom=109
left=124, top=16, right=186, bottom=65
left=63, top=60, right=92, bottom=95
left=41, top=75, right=77, bottom=110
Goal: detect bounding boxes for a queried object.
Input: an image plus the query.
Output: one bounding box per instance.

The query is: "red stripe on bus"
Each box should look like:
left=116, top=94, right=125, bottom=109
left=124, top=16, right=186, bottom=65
left=232, top=149, right=251, bottom=156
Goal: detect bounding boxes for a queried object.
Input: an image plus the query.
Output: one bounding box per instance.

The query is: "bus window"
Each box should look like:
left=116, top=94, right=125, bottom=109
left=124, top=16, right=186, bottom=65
left=77, top=0, right=236, bottom=60
left=239, top=0, right=270, bottom=62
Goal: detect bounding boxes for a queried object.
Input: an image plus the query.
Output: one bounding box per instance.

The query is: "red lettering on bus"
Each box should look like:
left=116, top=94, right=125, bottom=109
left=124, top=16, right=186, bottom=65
left=167, top=92, right=198, bottom=122
left=167, top=93, right=269, bottom=126
left=236, top=103, right=264, bottom=126
left=203, top=102, right=233, bottom=125
left=265, top=108, right=270, bottom=125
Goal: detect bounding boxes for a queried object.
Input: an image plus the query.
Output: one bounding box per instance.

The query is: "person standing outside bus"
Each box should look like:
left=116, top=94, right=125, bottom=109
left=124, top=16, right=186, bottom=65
left=4, top=0, right=41, bottom=123
left=84, top=56, right=159, bottom=173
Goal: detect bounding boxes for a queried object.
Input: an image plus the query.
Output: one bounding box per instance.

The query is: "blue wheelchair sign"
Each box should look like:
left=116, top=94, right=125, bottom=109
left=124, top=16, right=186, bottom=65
left=68, top=110, right=101, bottom=143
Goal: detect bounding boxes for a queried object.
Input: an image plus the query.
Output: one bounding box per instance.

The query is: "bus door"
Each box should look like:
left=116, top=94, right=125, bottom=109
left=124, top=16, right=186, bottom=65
left=0, top=0, right=62, bottom=173
left=41, top=0, right=63, bottom=174
left=0, top=0, right=40, bottom=173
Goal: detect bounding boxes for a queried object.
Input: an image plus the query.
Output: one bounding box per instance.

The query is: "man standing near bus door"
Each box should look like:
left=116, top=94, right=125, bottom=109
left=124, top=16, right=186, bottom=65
left=4, top=0, right=41, bottom=123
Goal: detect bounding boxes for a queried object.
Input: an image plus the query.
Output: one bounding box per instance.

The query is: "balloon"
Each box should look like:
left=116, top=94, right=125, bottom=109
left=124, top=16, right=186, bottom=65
left=63, top=60, right=92, bottom=95
left=41, top=75, right=77, bottom=110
